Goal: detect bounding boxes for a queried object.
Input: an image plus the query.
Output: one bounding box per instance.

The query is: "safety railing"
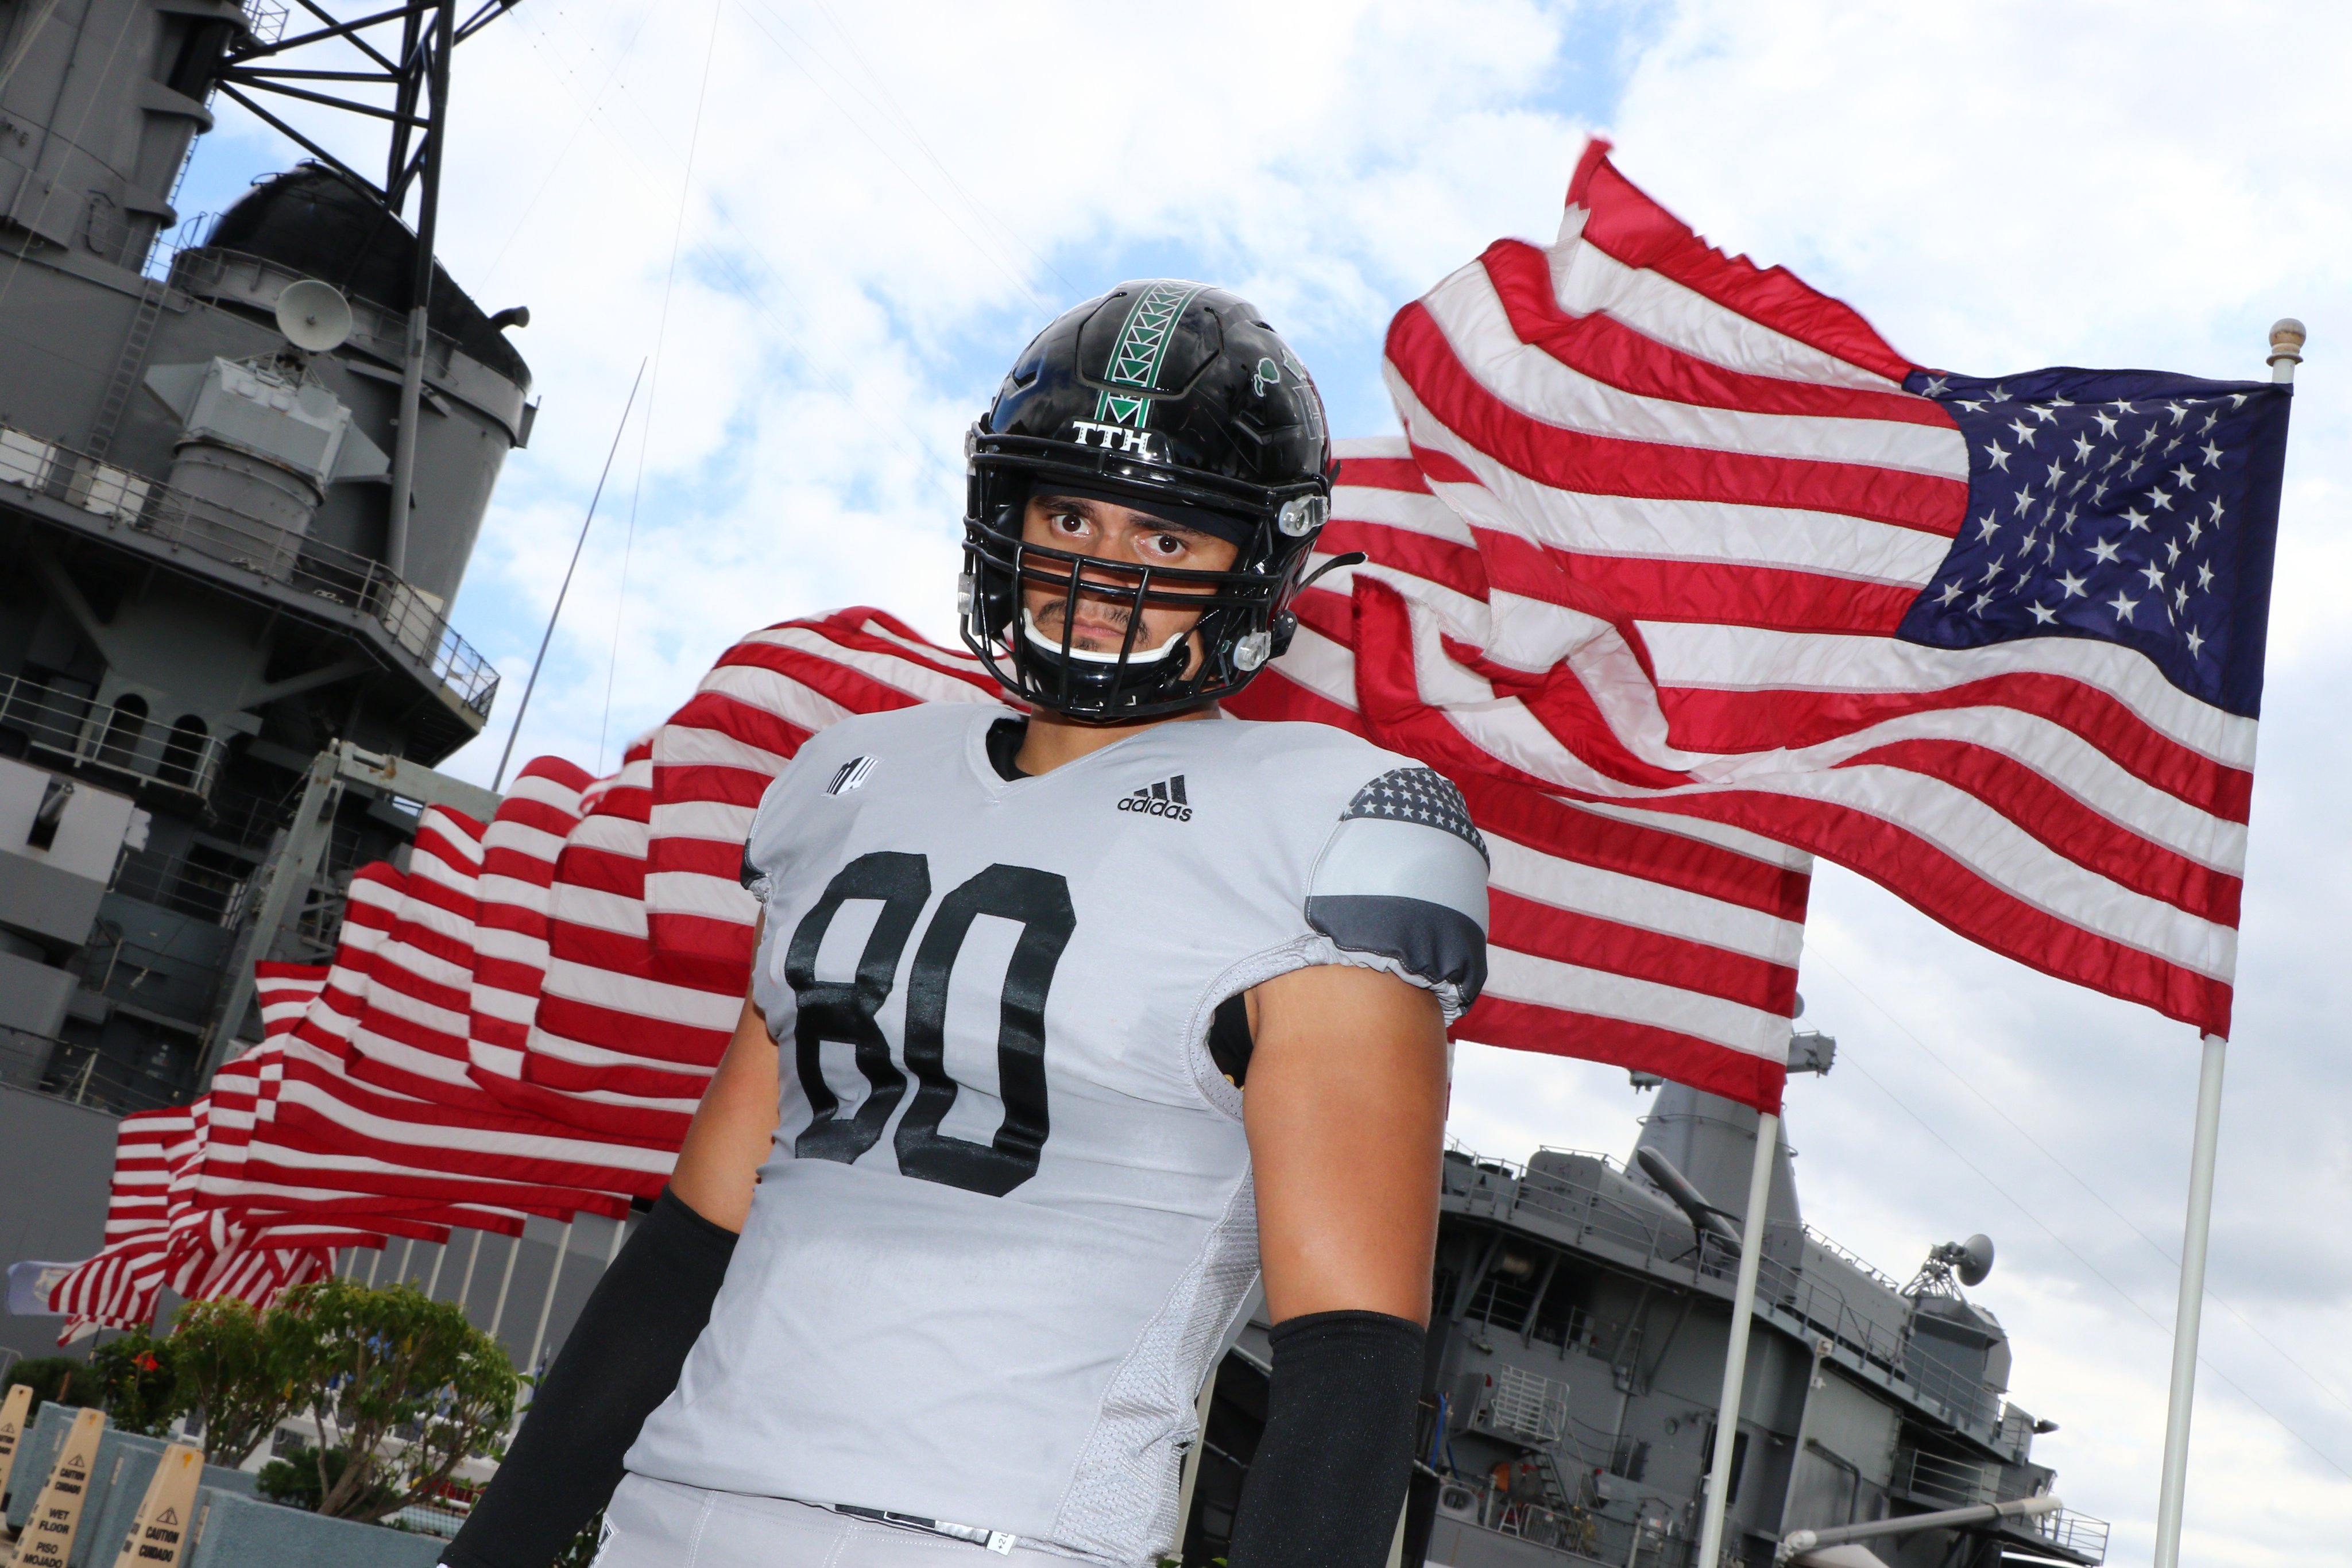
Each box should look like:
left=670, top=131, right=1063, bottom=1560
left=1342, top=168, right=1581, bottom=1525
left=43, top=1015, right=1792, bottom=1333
left=1890, top=1447, right=1997, bottom=1508
left=0, top=671, right=229, bottom=795
left=0, top=421, right=499, bottom=718
left=1484, top=1364, right=1569, bottom=1446
left=110, top=847, right=252, bottom=927
left=1432, top=1472, right=1626, bottom=1565
left=2024, top=1507, right=2110, bottom=1562
left=1446, top=1146, right=2010, bottom=1440
left=0, top=1027, right=188, bottom=1115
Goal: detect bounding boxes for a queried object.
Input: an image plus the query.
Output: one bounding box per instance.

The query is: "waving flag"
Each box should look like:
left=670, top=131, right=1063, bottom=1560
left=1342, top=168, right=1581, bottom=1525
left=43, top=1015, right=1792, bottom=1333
left=1345, top=138, right=2286, bottom=1038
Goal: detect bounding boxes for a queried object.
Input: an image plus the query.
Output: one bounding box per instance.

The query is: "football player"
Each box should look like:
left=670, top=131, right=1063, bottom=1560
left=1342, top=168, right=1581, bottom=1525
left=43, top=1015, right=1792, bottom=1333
left=446, top=282, right=1490, bottom=1568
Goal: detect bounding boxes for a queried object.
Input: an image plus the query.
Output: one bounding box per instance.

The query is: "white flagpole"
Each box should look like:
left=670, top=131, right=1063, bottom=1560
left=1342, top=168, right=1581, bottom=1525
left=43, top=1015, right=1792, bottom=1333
left=2151, top=319, right=2303, bottom=1568
left=2150, top=1032, right=2229, bottom=1568
left=526, top=1219, right=574, bottom=1380
left=1694, top=1109, right=1779, bottom=1568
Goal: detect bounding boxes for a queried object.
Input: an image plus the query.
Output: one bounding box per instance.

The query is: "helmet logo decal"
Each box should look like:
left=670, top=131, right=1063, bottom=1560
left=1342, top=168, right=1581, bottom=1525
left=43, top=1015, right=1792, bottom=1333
left=1252, top=357, right=1280, bottom=396
left=1069, top=420, right=1156, bottom=459
left=1094, top=280, right=1204, bottom=430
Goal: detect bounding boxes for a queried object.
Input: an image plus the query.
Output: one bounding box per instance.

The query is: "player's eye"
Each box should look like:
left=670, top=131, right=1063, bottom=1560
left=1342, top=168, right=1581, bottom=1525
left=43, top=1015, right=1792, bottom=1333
left=1142, top=532, right=1187, bottom=559
left=1049, top=510, right=1087, bottom=536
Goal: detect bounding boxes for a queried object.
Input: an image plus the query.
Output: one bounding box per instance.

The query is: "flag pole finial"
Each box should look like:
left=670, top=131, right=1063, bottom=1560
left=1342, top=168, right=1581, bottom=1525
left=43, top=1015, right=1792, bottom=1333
left=2268, top=318, right=2305, bottom=383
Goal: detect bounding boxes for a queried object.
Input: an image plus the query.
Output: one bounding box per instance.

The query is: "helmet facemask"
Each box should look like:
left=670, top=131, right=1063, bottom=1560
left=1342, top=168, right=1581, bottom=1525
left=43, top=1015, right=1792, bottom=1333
left=961, top=447, right=1321, bottom=721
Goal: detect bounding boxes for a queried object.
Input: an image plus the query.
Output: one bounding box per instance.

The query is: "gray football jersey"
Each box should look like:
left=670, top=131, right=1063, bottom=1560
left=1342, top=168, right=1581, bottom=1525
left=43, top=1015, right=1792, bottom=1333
left=625, top=703, right=1489, bottom=1565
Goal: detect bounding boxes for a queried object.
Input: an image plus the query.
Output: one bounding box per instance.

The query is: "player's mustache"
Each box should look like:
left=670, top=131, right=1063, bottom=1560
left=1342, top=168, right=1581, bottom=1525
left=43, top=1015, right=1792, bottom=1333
left=1031, top=591, right=1134, bottom=632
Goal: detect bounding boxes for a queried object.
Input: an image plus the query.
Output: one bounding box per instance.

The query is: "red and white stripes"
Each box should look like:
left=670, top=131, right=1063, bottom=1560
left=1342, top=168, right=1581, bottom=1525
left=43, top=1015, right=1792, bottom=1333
left=1349, top=138, right=2247, bottom=1036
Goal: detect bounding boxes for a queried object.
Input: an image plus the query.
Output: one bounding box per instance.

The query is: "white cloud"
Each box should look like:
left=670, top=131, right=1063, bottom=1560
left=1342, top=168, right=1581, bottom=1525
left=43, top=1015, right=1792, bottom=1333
left=187, top=0, right=2352, bottom=1554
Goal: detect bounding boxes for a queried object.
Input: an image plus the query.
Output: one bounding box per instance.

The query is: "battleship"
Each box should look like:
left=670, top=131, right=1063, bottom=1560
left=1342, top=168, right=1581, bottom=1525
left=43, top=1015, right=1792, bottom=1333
left=0, top=0, right=519, bottom=1118
left=1181, top=1045, right=2112, bottom=1568
left=0, top=7, right=2117, bottom=1566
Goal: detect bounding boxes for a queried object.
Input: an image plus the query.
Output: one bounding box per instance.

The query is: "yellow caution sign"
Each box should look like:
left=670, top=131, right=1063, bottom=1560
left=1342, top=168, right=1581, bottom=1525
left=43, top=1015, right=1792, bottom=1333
left=0, top=1385, right=30, bottom=1507
left=9, top=1404, right=107, bottom=1568
left=111, top=1443, right=202, bottom=1566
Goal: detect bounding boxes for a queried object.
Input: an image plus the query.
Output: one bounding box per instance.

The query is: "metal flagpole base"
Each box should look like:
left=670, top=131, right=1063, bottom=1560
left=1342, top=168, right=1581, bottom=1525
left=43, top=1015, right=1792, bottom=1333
left=1695, top=1109, right=1780, bottom=1567
left=2152, top=1032, right=2229, bottom=1568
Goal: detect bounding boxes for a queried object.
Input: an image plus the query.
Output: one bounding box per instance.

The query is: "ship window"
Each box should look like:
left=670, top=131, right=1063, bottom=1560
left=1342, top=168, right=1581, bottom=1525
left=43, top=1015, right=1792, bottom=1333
left=95, top=692, right=148, bottom=768
left=158, top=714, right=209, bottom=788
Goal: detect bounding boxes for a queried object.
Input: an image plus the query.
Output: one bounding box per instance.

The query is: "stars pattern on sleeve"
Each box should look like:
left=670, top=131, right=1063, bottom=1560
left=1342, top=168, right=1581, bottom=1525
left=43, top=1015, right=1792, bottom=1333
left=1343, top=767, right=1490, bottom=864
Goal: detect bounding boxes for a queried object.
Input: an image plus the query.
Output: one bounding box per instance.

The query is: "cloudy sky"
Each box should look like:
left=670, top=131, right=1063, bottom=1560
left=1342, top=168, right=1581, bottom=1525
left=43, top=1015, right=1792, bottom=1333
left=176, top=2, right=2350, bottom=1558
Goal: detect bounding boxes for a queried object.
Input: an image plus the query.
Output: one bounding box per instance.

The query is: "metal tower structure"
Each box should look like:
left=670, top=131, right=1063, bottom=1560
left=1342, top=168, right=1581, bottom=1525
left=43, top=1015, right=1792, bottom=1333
left=0, top=0, right=533, bottom=1109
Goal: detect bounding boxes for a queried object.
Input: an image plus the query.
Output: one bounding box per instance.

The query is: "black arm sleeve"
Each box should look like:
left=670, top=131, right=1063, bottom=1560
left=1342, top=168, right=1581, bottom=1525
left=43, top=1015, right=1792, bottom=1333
left=1225, top=1310, right=1425, bottom=1568
left=439, top=1187, right=737, bottom=1568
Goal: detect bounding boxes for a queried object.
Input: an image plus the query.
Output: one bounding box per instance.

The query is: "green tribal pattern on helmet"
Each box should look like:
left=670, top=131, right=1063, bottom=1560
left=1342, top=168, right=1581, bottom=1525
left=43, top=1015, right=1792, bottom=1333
left=1093, top=281, right=1204, bottom=428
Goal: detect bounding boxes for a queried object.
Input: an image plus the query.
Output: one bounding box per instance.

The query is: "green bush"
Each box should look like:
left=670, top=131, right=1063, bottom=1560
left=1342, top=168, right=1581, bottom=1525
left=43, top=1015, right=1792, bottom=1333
left=87, top=1330, right=184, bottom=1436
left=7, top=1356, right=98, bottom=1423
left=270, top=1278, right=519, bottom=1522
left=171, top=1297, right=306, bottom=1466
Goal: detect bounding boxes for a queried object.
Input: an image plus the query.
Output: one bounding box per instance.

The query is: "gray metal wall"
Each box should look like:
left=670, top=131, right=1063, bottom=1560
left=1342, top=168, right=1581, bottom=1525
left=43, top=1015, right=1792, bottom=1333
left=0, top=1083, right=121, bottom=1365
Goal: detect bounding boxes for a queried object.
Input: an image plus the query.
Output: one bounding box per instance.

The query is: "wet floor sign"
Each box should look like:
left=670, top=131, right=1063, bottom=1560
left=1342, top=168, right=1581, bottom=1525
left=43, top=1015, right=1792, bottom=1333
left=110, top=1443, right=201, bottom=1566
left=0, top=1385, right=29, bottom=1509
left=9, top=1404, right=106, bottom=1568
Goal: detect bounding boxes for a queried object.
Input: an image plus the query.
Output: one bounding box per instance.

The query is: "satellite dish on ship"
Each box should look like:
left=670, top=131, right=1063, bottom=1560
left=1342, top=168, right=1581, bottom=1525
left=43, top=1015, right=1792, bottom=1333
left=275, top=279, right=353, bottom=353
left=1955, top=1233, right=1995, bottom=1287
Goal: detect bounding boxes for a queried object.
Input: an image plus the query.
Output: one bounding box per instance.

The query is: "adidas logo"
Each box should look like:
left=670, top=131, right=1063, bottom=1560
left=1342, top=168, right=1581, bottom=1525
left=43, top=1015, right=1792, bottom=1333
left=1117, top=775, right=1193, bottom=822
left=824, top=756, right=877, bottom=796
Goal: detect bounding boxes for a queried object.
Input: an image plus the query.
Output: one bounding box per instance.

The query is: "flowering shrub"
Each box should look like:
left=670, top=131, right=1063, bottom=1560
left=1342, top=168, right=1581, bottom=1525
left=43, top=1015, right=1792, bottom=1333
left=86, top=1331, right=183, bottom=1435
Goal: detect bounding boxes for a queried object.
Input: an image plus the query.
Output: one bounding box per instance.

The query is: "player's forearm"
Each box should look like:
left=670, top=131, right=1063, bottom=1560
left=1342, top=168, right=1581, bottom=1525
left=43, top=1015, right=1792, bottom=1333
left=1225, top=1309, right=1425, bottom=1568
left=440, top=1187, right=737, bottom=1568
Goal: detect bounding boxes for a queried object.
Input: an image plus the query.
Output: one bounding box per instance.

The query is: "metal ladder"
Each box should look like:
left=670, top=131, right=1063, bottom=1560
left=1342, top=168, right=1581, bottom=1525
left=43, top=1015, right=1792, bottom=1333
left=87, top=278, right=168, bottom=458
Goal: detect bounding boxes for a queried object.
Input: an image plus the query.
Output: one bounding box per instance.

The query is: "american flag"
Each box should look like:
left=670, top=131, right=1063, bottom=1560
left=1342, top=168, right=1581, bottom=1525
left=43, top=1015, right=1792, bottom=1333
left=1355, top=138, right=2284, bottom=1039
left=47, top=599, right=1815, bottom=1327
left=1228, top=466, right=1813, bottom=1109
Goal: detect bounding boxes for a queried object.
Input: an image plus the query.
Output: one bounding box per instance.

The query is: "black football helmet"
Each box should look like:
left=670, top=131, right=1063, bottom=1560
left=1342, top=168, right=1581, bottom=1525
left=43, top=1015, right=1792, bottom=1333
left=961, top=280, right=1336, bottom=720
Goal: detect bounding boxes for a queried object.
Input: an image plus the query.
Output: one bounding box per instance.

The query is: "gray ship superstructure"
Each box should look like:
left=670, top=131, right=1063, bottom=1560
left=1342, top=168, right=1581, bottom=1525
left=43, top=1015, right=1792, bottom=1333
left=1183, top=1037, right=2111, bottom=1568
left=0, top=0, right=523, bottom=1111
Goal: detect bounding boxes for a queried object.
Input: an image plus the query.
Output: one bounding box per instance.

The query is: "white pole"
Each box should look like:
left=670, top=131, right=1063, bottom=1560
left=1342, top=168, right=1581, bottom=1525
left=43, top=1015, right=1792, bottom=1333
left=425, top=1241, right=447, bottom=1298
left=488, top=1231, right=522, bottom=1339
left=2152, top=1033, right=2229, bottom=1568
left=526, top=1220, right=574, bottom=1379
left=457, top=1231, right=483, bottom=1316
left=1695, top=1110, right=1780, bottom=1568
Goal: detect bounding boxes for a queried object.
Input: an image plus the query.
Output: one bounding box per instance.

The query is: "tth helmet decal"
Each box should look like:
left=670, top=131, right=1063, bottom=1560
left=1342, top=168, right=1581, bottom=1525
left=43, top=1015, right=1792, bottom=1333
left=961, top=279, right=1339, bottom=721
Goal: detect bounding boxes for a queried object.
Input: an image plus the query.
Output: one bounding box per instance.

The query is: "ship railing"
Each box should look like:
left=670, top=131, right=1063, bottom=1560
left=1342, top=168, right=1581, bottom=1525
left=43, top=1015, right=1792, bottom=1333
left=0, top=669, right=230, bottom=796
left=2024, top=1507, right=2110, bottom=1562
left=1430, top=1472, right=1631, bottom=1565
left=239, top=0, right=288, bottom=45
left=0, top=421, right=500, bottom=718
left=1456, top=1147, right=2007, bottom=1438
left=110, top=847, right=252, bottom=927
left=0, top=1026, right=188, bottom=1115
left=1889, top=1446, right=1998, bottom=1508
